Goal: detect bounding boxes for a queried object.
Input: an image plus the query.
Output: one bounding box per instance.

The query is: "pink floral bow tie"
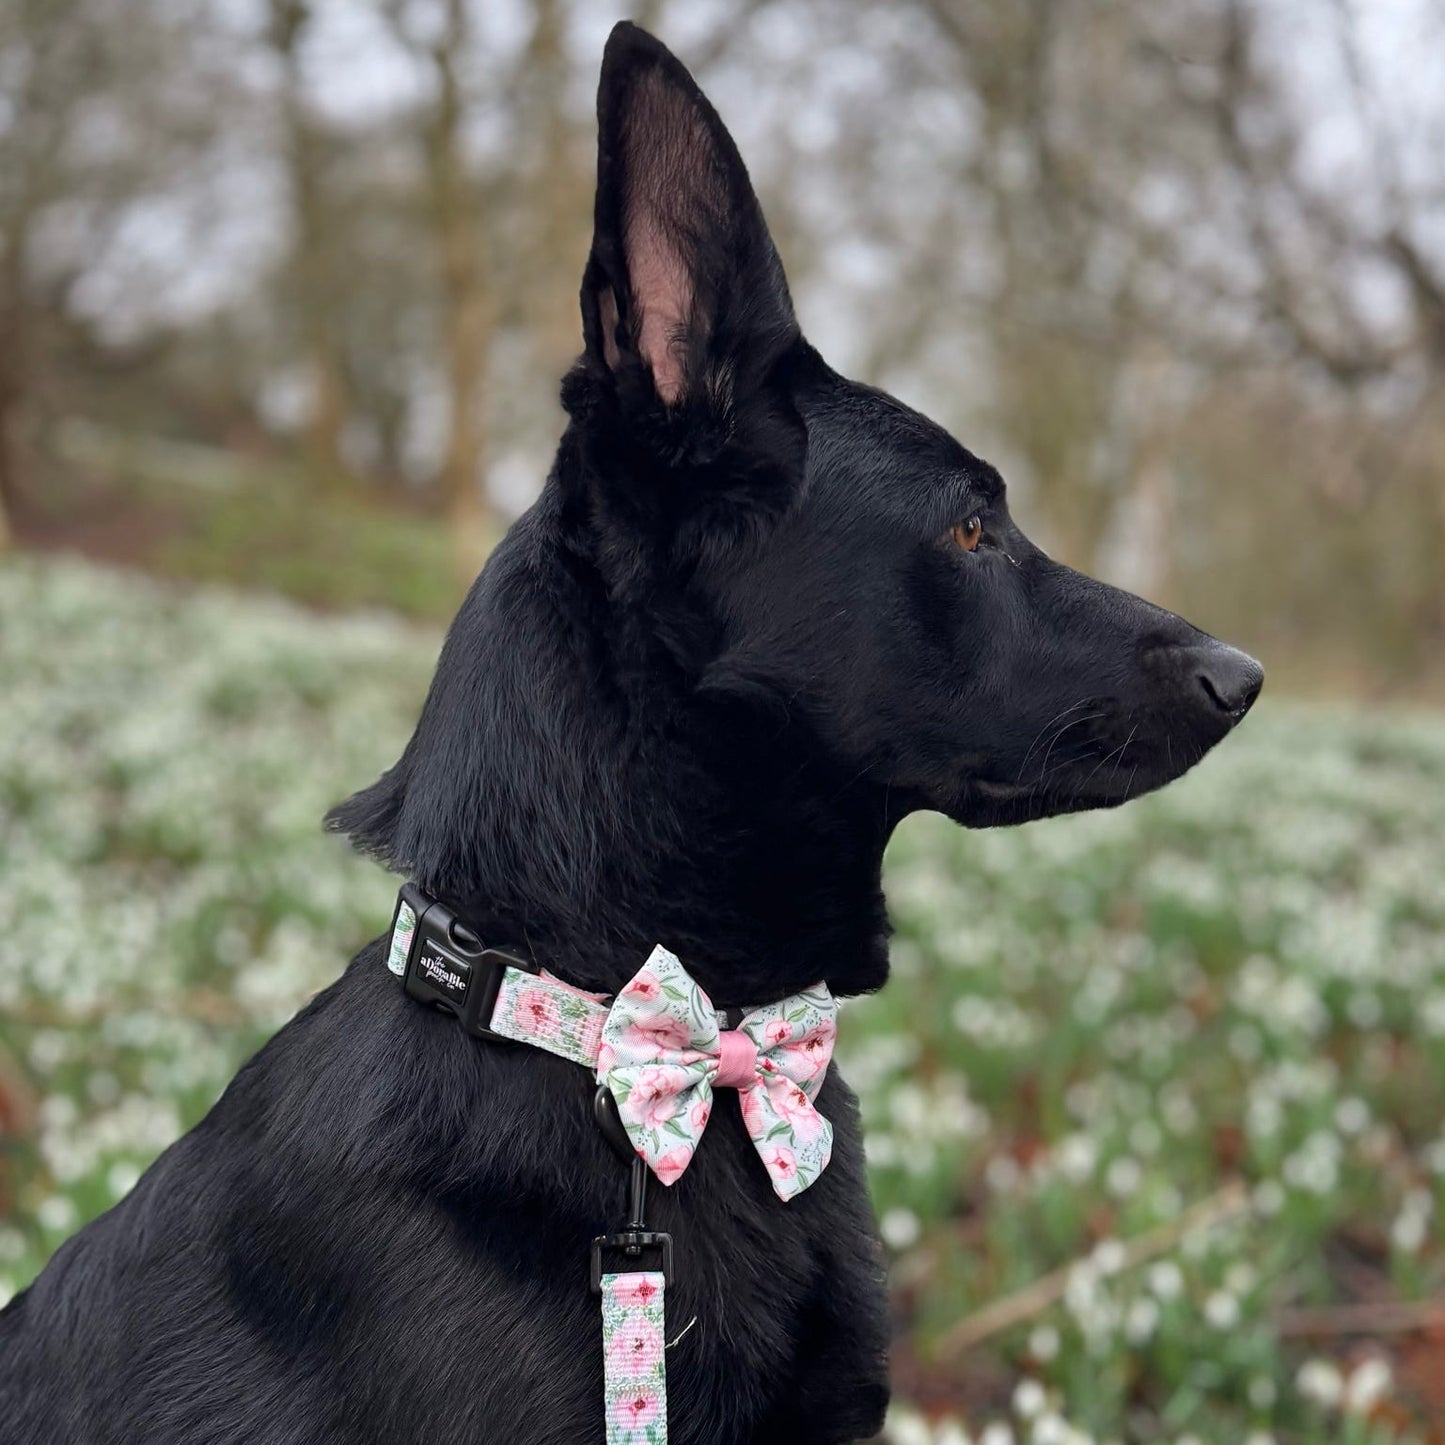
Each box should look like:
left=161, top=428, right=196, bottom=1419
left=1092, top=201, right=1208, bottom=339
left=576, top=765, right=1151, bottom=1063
left=596, top=947, right=837, bottom=1201
left=484, top=943, right=838, bottom=1200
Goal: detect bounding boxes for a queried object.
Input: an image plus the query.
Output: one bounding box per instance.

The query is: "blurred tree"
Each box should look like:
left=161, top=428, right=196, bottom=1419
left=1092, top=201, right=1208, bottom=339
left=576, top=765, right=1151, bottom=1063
left=0, top=0, right=238, bottom=528
left=267, top=0, right=357, bottom=493
left=382, top=0, right=495, bottom=575
left=3, top=0, right=1440, bottom=686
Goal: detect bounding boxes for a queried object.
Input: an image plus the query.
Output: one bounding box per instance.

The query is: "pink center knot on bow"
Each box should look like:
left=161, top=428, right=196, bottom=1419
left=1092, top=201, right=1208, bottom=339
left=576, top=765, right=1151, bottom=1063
left=714, top=1029, right=759, bottom=1090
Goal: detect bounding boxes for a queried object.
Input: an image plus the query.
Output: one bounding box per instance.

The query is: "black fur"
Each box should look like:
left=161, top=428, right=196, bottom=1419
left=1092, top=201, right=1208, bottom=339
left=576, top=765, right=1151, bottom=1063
left=1, top=22, right=1261, bottom=1444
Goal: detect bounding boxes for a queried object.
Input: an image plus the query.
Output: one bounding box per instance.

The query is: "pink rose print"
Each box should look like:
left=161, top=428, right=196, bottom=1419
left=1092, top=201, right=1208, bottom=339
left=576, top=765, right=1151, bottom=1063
left=688, top=1099, right=711, bottom=1132
left=616, top=1389, right=661, bottom=1430
left=798, top=1025, right=835, bottom=1075
left=762, top=1144, right=797, bottom=1184
left=622, top=1067, right=684, bottom=1131
left=776, top=1084, right=825, bottom=1144
left=516, top=987, right=560, bottom=1040
left=624, top=1011, right=692, bottom=1055
left=596, top=1042, right=616, bottom=1078
left=609, top=1316, right=664, bottom=1379
left=653, top=1145, right=694, bottom=1186
left=763, top=1018, right=793, bottom=1047
left=621, top=970, right=661, bottom=1004
left=738, top=1084, right=768, bottom=1138
left=611, top=1274, right=662, bottom=1309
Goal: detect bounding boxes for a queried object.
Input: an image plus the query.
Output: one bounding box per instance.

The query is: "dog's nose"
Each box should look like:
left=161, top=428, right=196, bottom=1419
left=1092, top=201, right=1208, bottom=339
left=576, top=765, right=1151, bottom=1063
left=1193, top=641, right=1264, bottom=722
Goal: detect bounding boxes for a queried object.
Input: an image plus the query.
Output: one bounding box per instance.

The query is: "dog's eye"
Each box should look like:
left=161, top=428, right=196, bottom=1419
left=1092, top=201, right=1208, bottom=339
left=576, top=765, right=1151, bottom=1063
left=950, top=516, right=983, bottom=552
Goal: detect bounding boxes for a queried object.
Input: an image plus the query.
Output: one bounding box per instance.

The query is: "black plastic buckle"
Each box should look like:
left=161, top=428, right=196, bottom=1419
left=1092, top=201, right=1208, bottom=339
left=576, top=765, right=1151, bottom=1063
left=590, top=1230, right=673, bottom=1293
left=392, top=883, right=534, bottom=1041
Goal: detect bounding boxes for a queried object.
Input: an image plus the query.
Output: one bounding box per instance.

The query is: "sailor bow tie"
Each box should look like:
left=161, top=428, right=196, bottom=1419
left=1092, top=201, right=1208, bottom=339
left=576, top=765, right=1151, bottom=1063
left=488, top=944, right=837, bottom=1200
left=598, top=948, right=837, bottom=1201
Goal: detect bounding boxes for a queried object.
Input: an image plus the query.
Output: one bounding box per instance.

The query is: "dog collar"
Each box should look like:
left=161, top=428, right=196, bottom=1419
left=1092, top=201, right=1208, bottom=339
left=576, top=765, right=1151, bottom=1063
left=387, top=883, right=837, bottom=1198
left=386, top=883, right=839, bottom=1443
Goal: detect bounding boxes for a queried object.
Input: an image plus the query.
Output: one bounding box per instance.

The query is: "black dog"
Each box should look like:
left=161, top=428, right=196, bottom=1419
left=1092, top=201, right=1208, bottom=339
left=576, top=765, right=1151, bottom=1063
left=1, top=23, right=1261, bottom=1445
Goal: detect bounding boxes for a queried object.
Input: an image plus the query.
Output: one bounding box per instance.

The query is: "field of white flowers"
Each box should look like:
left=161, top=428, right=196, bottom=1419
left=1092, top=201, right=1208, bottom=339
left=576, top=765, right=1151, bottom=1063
left=2, top=555, right=1442, bottom=1444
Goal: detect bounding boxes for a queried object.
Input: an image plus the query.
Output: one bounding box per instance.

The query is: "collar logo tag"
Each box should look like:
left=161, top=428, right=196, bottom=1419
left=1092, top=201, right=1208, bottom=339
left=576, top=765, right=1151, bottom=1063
left=415, top=944, right=470, bottom=1004
left=389, top=882, right=536, bottom=1041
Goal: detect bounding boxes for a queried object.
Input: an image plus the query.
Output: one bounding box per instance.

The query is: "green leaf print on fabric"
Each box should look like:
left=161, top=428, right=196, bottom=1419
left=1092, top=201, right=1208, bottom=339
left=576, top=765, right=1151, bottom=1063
left=387, top=901, right=416, bottom=977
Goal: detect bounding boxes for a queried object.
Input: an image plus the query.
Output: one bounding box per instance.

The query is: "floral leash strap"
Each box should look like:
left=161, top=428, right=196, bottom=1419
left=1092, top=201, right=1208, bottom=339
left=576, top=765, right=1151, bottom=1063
left=388, top=891, right=840, bottom=1444
left=601, top=1270, right=668, bottom=1444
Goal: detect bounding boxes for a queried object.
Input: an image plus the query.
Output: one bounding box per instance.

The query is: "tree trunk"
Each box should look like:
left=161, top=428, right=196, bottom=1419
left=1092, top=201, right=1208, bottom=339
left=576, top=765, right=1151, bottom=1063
left=0, top=254, right=27, bottom=552
left=428, top=0, right=493, bottom=582
left=271, top=0, right=354, bottom=494
left=0, top=422, right=16, bottom=553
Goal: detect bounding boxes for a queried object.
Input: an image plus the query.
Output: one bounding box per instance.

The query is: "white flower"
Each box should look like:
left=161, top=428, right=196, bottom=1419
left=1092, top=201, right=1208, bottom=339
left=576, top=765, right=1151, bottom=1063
left=1160, top=1085, right=1197, bottom=1135
left=1248, top=1376, right=1277, bottom=1409
left=1124, top=1297, right=1159, bottom=1344
left=1105, top=1156, right=1142, bottom=1199
left=979, top=1424, right=1015, bottom=1445
left=885, top=1408, right=932, bottom=1445
left=1334, top=1097, right=1370, bottom=1134
left=1092, top=1239, right=1127, bottom=1276
left=1390, top=1189, right=1433, bottom=1255
left=1053, top=1134, right=1099, bottom=1184
left=1344, top=1358, right=1392, bottom=1415
left=1204, top=1290, right=1240, bottom=1329
left=1031, top=1415, right=1071, bottom=1445
left=36, top=1196, right=78, bottom=1233
left=1228, top=1023, right=1262, bottom=1061
left=1253, top=1180, right=1285, bottom=1216
left=1147, top=1260, right=1184, bottom=1301
left=1012, top=1379, right=1046, bottom=1419
left=1128, top=1119, right=1162, bottom=1157
left=1296, top=1358, right=1344, bottom=1408
left=1425, top=1133, right=1445, bottom=1176
left=880, top=1206, right=922, bottom=1251
left=1028, top=1325, right=1060, bottom=1362
left=106, top=1160, right=142, bottom=1199
left=1224, top=1261, right=1256, bottom=1296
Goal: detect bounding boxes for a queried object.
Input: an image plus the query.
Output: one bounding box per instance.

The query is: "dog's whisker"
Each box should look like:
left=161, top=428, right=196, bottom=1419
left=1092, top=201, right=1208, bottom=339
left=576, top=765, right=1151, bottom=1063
left=1016, top=698, right=1091, bottom=782
left=1031, top=713, right=1107, bottom=787
left=1078, top=723, right=1137, bottom=796
left=1034, top=742, right=1102, bottom=786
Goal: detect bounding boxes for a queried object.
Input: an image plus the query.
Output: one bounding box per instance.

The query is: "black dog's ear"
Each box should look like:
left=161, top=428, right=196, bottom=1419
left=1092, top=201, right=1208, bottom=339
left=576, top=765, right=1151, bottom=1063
left=580, top=22, right=797, bottom=413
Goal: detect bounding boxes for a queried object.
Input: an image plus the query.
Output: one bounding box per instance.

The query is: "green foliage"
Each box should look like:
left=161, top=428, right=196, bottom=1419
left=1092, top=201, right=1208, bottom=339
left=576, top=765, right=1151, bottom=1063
left=155, top=479, right=464, bottom=619
left=1, top=557, right=1442, bottom=1444
left=23, top=446, right=470, bottom=621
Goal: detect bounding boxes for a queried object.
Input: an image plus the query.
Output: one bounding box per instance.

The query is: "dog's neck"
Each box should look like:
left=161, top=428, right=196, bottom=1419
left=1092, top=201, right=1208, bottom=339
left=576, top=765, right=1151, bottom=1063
left=460, top=729, right=893, bottom=1006
left=338, top=482, right=894, bottom=1007
left=462, top=515, right=894, bottom=1005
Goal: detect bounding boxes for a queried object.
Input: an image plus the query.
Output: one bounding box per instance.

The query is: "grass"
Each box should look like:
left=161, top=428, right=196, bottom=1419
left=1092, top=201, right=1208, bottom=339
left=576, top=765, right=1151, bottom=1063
left=24, top=442, right=473, bottom=620
left=1, top=554, right=1442, bottom=1444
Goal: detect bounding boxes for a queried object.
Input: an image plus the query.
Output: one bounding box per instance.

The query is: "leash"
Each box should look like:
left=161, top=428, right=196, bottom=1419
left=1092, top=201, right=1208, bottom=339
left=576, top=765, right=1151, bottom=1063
left=385, top=883, right=838, bottom=1444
